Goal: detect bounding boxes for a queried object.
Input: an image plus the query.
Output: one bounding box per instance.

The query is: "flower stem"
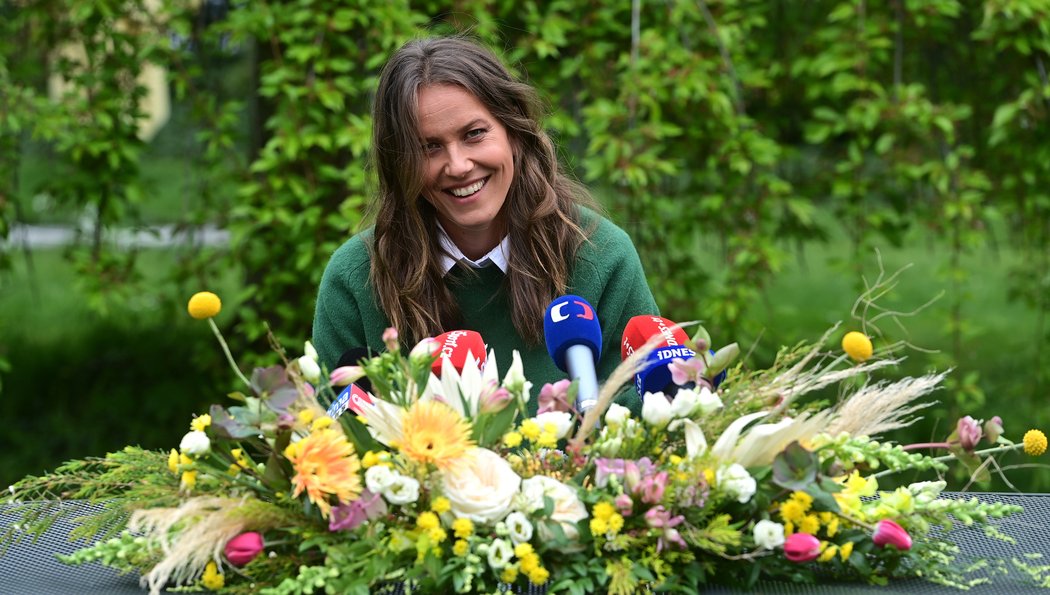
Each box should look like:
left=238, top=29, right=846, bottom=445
left=901, top=442, right=951, bottom=451
left=208, top=318, right=252, bottom=389
left=872, top=442, right=1024, bottom=479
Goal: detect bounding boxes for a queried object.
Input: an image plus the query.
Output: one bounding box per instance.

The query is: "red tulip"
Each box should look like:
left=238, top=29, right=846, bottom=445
left=783, top=532, right=821, bottom=563
left=225, top=531, right=264, bottom=567
left=872, top=519, right=912, bottom=551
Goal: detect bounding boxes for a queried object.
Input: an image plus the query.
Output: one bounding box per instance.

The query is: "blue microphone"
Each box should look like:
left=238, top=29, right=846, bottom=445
left=544, top=295, right=602, bottom=413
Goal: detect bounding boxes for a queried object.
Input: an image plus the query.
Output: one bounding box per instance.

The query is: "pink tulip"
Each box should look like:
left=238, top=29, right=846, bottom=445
left=329, top=365, right=365, bottom=387
left=480, top=386, right=513, bottom=414
left=783, top=533, right=821, bottom=563
left=872, top=519, right=912, bottom=551
left=225, top=532, right=264, bottom=567
left=614, top=493, right=634, bottom=516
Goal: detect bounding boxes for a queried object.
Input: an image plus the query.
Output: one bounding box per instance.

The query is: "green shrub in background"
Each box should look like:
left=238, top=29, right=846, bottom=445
left=2, top=1, right=1049, bottom=488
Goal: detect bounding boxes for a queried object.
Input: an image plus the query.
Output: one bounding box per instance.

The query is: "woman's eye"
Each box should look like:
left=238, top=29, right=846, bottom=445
left=465, top=128, right=487, bottom=140
left=423, top=142, right=441, bottom=153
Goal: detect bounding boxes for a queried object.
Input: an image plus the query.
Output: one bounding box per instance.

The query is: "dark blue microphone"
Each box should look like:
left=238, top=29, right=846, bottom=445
left=544, top=295, right=602, bottom=414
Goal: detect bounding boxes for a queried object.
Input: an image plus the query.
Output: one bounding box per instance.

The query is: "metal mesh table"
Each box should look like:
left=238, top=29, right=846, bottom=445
left=2, top=493, right=1048, bottom=594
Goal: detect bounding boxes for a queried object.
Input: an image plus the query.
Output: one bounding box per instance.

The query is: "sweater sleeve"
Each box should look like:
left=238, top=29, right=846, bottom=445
left=312, top=236, right=372, bottom=372
left=571, top=212, right=660, bottom=415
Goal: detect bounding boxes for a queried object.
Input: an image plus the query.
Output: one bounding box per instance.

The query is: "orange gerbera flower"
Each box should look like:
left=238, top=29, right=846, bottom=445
left=400, top=400, right=474, bottom=470
left=284, top=428, right=362, bottom=518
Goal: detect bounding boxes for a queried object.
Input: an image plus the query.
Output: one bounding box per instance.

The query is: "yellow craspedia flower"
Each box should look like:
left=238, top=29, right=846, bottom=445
left=608, top=513, right=624, bottom=534
left=190, top=414, right=212, bottom=432
left=416, top=511, right=440, bottom=531
left=1024, top=429, right=1048, bottom=456
left=452, top=517, right=474, bottom=539
left=167, top=449, right=179, bottom=474
left=431, top=497, right=451, bottom=514
left=500, top=566, right=519, bottom=584
left=514, top=542, right=534, bottom=558
left=842, top=331, right=873, bottom=362
left=453, top=539, right=469, bottom=556
left=593, top=501, right=616, bottom=521
left=527, top=566, right=550, bottom=585
left=187, top=292, right=221, bottom=320
left=839, top=541, right=854, bottom=561
left=520, top=419, right=541, bottom=442
left=201, top=561, right=224, bottom=590
left=427, top=527, right=447, bottom=543
left=590, top=517, right=609, bottom=535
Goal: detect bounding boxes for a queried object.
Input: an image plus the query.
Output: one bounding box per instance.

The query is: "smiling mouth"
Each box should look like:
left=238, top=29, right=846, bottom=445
left=447, top=177, right=488, bottom=198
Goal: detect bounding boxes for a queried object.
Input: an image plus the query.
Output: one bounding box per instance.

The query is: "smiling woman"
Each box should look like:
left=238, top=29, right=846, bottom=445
left=311, top=36, right=658, bottom=412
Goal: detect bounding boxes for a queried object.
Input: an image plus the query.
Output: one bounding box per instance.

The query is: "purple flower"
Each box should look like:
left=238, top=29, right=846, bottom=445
left=669, top=357, right=706, bottom=386
left=538, top=379, right=572, bottom=414
left=328, top=489, right=387, bottom=532
left=957, top=416, right=983, bottom=452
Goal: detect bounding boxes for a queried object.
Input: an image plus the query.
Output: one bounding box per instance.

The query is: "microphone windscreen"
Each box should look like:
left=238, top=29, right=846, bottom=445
left=621, top=315, right=690, bottom=360
left=544, top=295, right=602, bottom=372
left=431, top=330, right=487, bottom=375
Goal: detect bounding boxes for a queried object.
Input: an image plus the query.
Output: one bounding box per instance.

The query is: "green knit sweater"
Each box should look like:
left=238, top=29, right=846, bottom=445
left=311, top=210, right=659, bottom=414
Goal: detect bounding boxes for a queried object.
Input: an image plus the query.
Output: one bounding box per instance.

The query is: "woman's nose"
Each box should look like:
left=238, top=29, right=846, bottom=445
left=444, top=144, right=472, bottom=177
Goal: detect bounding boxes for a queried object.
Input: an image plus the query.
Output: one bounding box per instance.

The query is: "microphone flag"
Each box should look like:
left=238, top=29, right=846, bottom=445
left=431, top=330, right=487, bottom=375
left=544, top=295, right=602, bottom=413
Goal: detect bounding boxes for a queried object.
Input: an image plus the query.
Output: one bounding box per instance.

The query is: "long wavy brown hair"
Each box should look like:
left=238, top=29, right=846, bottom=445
left=367, top=36, right=596, bottom=346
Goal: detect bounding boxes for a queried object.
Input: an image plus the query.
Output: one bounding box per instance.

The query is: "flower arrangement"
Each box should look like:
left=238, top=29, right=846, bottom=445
left=4, top=290, right=1050, bottom=594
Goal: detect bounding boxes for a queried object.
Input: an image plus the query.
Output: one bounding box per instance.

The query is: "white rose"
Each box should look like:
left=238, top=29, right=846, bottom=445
left=383, top=474, right=420, bottom=505
left=670, top=388, right=701, bottom=418
left=504, top=511, right=534, bottom=544
left=534, top=411, right=573, bottom=440
left=487, top=538, right=514, bottom=569
left=179, top=431, right=210, bottom=456
left=297, top=354, right=321, bottom=383
left=442, top=448, right=521, bottom=524
left=365, top=465, right=396, bottom=494
left=641, top=392, right=673, bottom=428
left=752, top=519, right=785, bottom=549
left=696, top=386, right=723, bottom=416
left=605, top=403, right=631, bottom=427
left=717, top=463, right=756, bottom=504
left=520, top=475, right=588, bottom=543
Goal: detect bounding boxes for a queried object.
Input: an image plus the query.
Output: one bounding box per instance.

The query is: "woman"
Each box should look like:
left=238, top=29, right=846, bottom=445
left=312, top=35, right=658, bottom=413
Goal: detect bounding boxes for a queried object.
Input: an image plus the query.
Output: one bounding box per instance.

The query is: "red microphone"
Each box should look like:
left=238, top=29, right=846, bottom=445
left=431, top=330, right=487, bottom=375
left=621, top=315, right=696, bottom=396
left=621, top=315, right=690, bottom=360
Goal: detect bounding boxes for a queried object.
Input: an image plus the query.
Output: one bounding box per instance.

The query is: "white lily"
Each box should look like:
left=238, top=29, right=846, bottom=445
left=682, top=418, right=708, bottom=458
left=502, top=350, right=532, bottom=402
left=711, top=410, right=832, bottom=467
left=641, top=392, right=673, bottom=428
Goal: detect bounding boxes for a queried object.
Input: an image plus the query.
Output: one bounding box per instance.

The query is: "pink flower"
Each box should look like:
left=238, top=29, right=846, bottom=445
left=614, top=493, right=634, bottom=516
left=957, top=416, right=983, bottom=452
left=537, top=379, right=572, bottom=414
left=783, top=533, right=821, bottom=562
left=480, top=386, right=513, bottom=414
left=873, top=519, right=912, bottom=551
left=329, top=365, right=365, bottom=387
left=669, top=357, right=706, bottom=386
left=644, top=505, right=687, bottom=552
left=382, top=327, right=399, bottom=350
left=636, top=471, right=669, bottom=504
left=224, top=532, right=264, bottom=567
left=328, top=489, right=387, bottom=532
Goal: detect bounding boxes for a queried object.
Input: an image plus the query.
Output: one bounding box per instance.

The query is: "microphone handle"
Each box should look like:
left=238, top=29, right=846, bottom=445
left=565, top=343, right=600, bottom=414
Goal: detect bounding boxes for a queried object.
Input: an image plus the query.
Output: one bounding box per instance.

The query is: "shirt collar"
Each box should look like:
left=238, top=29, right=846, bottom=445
left=436, top=222, right=510, bottom=275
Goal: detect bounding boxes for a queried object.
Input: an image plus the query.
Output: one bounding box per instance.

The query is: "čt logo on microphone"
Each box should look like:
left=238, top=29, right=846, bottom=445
left=549, top=298, right=594, bottom=322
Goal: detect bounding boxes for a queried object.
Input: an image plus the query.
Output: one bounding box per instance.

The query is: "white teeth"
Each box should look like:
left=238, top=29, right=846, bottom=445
left=450, top=179, right=485, bottom=197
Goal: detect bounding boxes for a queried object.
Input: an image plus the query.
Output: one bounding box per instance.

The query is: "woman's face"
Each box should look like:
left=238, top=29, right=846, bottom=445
left=417, top=84, right=515, bottom=259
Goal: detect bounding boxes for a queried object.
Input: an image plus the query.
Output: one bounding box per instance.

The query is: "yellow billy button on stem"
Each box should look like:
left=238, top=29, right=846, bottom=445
left=842, top=331, right=874, bottom=363
left=188, top=292, right=251, bottom=389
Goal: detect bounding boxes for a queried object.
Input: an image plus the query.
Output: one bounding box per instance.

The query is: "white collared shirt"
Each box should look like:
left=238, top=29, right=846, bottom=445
left=436, top=222, right=510, bottom=275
